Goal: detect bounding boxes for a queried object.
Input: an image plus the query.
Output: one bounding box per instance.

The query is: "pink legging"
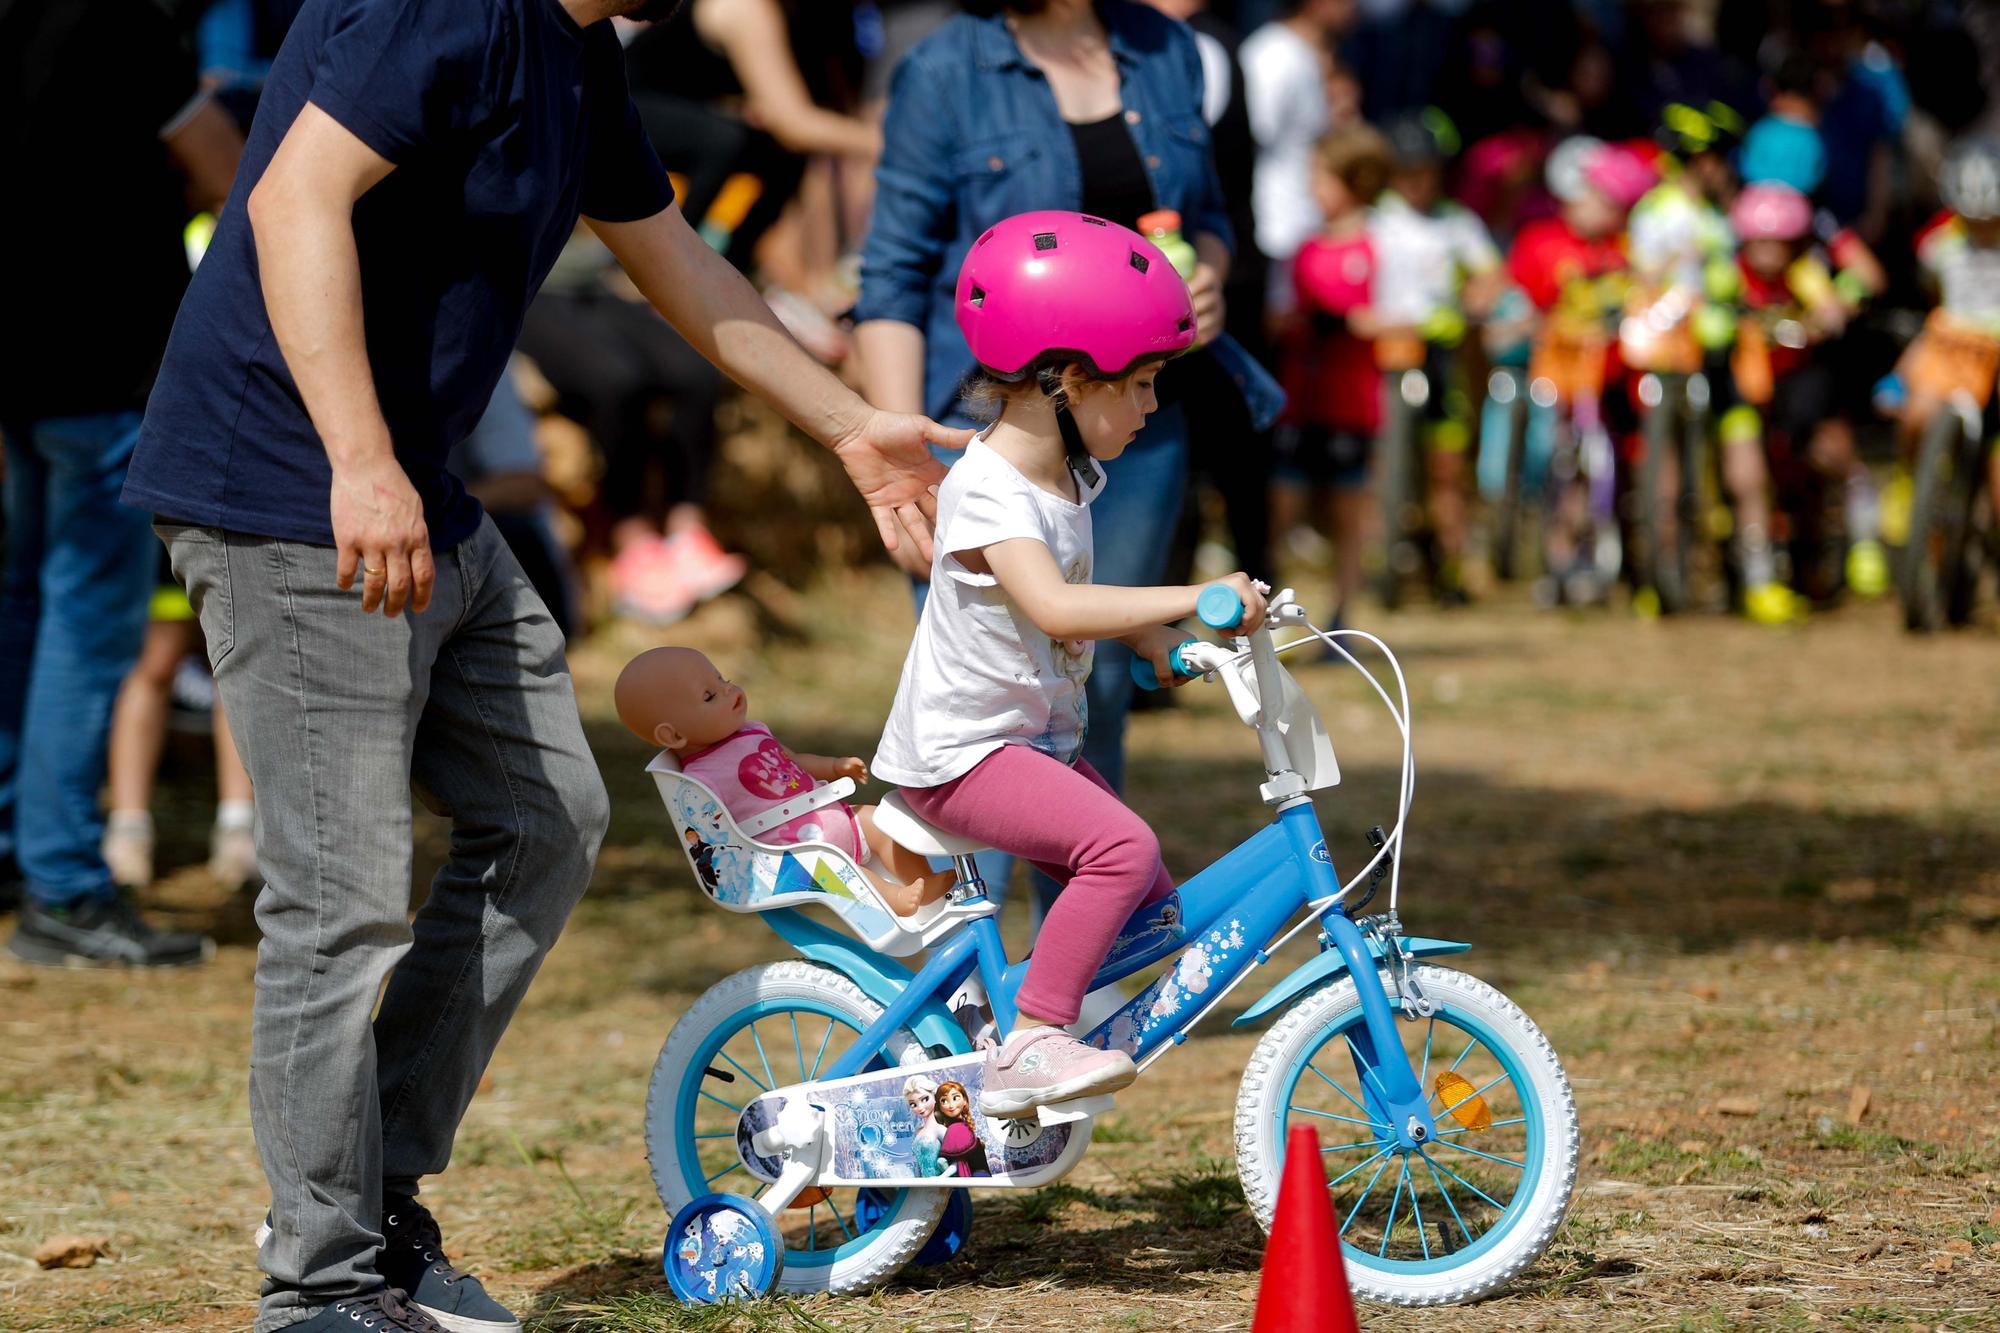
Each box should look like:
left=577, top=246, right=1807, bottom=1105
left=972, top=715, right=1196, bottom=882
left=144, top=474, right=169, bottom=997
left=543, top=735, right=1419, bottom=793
left=901, top=744, right=1173, bottom=1025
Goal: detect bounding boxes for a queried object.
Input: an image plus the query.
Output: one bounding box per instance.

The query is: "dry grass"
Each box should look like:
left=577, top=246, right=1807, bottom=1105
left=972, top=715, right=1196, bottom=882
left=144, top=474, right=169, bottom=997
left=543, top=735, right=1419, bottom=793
left=4, top=566, right=2000, bottom=1332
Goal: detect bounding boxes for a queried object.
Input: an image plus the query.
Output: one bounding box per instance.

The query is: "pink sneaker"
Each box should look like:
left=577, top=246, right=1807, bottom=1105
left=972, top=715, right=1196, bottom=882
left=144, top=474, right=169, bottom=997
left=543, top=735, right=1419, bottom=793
left=979, top=1026, right=1137, bottom=1119
left=610, top=537, right=695, bottom=625
left=665, top=525, right=747, bottom=604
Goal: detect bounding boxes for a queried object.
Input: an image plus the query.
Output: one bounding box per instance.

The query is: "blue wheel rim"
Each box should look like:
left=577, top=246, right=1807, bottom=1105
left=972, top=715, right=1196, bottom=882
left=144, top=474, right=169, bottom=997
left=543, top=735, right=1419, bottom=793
left=672, top=997, right=919, bottom=1273
left=1272, top=995, right=1545, bottom=1278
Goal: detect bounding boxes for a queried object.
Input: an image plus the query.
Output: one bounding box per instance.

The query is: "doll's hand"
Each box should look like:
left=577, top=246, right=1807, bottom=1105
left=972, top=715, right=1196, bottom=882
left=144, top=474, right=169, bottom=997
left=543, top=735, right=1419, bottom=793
left=834, top=756, right=869, bottom=783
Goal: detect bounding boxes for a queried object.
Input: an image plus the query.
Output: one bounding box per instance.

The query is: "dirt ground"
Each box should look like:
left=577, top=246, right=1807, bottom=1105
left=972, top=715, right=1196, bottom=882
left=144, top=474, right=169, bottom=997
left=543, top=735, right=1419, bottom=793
left=4, top=567, right=1999, bottom=1332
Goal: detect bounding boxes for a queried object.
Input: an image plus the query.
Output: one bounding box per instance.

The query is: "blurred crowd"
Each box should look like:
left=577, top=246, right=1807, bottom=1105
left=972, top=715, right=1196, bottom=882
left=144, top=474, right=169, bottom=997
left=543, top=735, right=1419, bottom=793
left=4, top=0, right=1998, bottom=938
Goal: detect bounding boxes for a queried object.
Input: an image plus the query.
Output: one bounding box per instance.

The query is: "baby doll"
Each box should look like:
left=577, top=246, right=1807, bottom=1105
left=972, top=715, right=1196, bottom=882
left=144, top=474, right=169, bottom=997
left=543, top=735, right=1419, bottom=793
left=616, top=646, right=954, bottom=917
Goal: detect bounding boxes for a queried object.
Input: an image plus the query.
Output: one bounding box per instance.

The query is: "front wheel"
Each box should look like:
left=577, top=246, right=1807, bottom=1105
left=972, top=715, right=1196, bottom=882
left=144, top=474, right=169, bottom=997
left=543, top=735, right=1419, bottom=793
left=1234, top=965, right=1578, bottom=1306
left=1899, top=407, right=1983, bottom=632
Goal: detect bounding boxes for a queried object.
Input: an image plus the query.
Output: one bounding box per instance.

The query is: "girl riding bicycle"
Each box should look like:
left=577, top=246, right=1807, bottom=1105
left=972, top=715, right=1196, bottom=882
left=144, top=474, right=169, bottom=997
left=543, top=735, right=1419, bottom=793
left=870, top=210, right=1267, bottom=1120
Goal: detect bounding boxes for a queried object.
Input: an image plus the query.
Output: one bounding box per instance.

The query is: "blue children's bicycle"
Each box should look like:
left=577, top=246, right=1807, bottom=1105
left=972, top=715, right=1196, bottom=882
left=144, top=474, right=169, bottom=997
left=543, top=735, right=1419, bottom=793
left=642, top=586, right=1579, bottom=1306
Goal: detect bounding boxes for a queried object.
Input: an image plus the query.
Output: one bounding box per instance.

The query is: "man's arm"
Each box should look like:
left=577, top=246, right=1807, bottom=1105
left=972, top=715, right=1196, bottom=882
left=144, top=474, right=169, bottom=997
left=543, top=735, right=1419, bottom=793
left=162, top=94, right=245, bottom=215
left=246, top=102, right=433, bottom=616
left=589, top=204, right=972, bottom=558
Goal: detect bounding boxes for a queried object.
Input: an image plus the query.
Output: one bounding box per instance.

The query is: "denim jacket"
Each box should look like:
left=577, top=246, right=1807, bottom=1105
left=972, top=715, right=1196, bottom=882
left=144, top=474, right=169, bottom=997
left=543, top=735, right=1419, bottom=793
left=855, top=3, right=1284, bottom=430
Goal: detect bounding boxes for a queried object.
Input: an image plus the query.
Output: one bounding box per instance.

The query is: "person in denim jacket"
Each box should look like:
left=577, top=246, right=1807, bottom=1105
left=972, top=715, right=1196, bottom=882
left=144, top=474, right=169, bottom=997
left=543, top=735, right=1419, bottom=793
left=855, top=1, right=1283, bottom=878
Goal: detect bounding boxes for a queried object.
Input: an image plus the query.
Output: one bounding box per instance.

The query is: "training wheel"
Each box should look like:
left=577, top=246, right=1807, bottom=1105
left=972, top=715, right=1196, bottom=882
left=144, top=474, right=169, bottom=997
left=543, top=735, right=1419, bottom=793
left=663, top=1193, right=783, bottom=1304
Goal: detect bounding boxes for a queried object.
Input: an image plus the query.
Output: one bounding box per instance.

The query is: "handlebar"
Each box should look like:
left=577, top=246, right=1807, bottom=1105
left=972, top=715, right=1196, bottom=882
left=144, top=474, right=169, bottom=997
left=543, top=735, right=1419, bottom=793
left=1130, top=584, right=1254, bottom=690
left=1131, top=642, right=1199, bottom=691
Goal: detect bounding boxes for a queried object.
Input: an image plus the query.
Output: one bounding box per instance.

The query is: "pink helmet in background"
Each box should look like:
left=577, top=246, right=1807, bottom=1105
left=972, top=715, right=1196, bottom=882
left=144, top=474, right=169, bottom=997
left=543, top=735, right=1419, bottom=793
left=1583, top=142, right=1659, bottom=212
left=955, top=210, right=1195, bottom=381
left=1730, top=182, right=1813, bottom=241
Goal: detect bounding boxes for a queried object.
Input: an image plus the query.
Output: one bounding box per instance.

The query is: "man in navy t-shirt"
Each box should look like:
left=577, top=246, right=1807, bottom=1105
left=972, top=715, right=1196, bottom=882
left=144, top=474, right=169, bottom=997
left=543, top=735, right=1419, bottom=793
left=124, top=0, right=970, bottom=1329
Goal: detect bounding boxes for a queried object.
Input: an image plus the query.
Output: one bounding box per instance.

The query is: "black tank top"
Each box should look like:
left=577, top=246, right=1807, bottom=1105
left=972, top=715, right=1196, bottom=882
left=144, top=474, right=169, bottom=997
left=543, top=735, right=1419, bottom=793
left=1069, top=113, right=1156, bottom=231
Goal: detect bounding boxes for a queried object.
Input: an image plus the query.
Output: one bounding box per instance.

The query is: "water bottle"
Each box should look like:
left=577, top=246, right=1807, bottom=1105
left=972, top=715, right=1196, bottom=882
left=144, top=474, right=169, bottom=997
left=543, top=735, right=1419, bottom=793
left=1139, top=210, right=1201, bottom=346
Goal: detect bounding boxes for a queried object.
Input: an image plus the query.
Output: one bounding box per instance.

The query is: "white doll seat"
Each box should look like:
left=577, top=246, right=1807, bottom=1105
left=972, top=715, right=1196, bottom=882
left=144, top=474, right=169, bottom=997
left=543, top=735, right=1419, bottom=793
left=647, top=751, right=992, bottom=958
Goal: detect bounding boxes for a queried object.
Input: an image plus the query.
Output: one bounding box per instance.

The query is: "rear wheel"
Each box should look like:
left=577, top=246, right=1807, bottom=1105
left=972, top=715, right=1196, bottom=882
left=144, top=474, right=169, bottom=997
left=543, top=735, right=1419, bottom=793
left=1378, top=372, right=1428, bottom=610
left=646, top=962, right=948, bottom=1294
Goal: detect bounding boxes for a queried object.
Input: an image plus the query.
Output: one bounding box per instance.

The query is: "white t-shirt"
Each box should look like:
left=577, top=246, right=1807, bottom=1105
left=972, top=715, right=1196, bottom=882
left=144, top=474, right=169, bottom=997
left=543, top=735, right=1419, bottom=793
left=1241, top=22, right=1329, bottom=265
left=1367, top=192, right=1502, bottom=327
left=873, top=437, right=1103, bottom=789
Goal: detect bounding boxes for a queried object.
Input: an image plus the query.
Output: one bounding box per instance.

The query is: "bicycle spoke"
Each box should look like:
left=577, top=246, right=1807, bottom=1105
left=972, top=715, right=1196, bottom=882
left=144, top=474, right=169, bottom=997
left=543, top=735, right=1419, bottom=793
left=1340, top=1031, right=1397, bottom=1108
left=1290, top=1105, right=1391, bottom=1131
left=1407, top=1161, right=1432, bottom=1261
left=1305, top=1058, right=1379, bottom=1123
left=749, top=1021, right=777, bottom=1090
left=1436, top=1116, right=1526, bottom=1137
left=1341, top=1155, right=1395, bottom=1235
left=1419, top=1153, right=1477, bottom=1247
left=1321, top=1137, right=1387, bottom=1155
left=694, top=1131, right=736, bottom=1140
left=1327, top=1145, right=1394, bottom=1190
left=789, top=1013, right=804, bottom=1082
left=700, top=1088, right=743, bottom=1114
left=808, top=1018, right=835, bottom=1081
left=807, top=1204, right=817, bottom=1252
left=1421, top=1151, right=1508, bottom=1210
left=1418, top=1019, right=1435, bottom=1087
left=1434, top=1138, right=1525, bottom=1171
left=826, top=1194, right=855, bottom=1242
left=706, top=1162, right=745, bottom=1187
left=717, top=1049, right=768, bottom=1093
left=1378, top=1157, right=1409, bottom=1258
left=1447, top=1037, right=1478, bottom=1074
left=1436, top=1069, right=1513, bottom=1110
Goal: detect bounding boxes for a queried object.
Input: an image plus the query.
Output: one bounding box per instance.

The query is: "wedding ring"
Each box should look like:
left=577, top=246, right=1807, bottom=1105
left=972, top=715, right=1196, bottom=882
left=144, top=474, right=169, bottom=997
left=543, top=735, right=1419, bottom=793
left=363, top=564, right=385, bottom=576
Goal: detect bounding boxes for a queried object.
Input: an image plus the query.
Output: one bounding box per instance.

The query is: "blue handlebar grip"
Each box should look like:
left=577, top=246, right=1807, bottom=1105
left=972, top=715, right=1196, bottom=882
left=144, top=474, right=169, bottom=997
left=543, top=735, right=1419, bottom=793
left=1132, top=642, right=1197, bottom=690
left=1197, top=584, right=1246, bottom=631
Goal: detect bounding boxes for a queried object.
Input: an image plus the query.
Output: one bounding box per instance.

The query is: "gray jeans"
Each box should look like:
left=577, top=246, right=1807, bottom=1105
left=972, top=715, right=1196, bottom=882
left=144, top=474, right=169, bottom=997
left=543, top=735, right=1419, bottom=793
left=161, top=517, right=609, bottom=1330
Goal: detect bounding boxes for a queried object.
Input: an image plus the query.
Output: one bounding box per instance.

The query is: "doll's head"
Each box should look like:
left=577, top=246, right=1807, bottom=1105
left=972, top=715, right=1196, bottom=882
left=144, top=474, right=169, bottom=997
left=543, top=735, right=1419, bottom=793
left=615, top=646, right=747, bottom=754
left=935, top=1081, right=972, bottom=1124
left=902, top=1074, right=938, bottom=1121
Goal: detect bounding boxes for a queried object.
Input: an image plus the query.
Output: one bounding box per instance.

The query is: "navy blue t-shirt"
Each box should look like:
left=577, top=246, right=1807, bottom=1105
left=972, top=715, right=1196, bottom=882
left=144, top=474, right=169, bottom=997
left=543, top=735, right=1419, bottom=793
left=125, top=0, right=674, bottom=549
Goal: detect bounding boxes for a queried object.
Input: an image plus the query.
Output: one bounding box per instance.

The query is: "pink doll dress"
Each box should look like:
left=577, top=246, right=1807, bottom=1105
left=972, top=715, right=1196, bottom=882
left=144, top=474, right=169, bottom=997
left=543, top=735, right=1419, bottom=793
left=682, top=722, right=869, bottom=863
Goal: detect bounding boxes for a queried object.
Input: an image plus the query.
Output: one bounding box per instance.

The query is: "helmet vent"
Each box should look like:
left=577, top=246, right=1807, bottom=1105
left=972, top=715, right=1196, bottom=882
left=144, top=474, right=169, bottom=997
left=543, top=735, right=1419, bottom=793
left=1177, top=316, right=1193, bottom=332
left=1129, top=250, right=1150, bottom=274
left=1080, top=215, right=1107, bottom=226
left=968, top=284, right=987, bottom=307
left=1033, top=232, right=1058, bottom=251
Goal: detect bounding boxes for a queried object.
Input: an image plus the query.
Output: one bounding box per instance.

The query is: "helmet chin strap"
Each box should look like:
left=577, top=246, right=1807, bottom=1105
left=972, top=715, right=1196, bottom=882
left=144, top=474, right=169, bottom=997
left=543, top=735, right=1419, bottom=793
left=1035, top=367, right=1102, bottom=490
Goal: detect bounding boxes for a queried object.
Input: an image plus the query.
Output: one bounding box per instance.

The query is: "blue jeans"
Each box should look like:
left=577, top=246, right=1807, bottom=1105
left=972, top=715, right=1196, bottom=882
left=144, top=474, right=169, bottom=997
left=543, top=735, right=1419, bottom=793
left=0, top=414, right=155, bottom=906
left=913, top=404, right=1189, bottom=917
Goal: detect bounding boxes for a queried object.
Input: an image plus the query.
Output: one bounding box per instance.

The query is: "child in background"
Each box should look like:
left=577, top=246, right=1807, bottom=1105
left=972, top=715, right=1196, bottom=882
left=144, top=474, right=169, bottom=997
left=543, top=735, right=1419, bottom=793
left=872, top=211, right=1267, bottom=1118
left=1886, top=137, right=2000, bottom=539
left=1715, top=181, right=1887, bottom=608
left=1274, top=125, right=1392, bottom=624
left=1368, top=110, right=1504, bottom=602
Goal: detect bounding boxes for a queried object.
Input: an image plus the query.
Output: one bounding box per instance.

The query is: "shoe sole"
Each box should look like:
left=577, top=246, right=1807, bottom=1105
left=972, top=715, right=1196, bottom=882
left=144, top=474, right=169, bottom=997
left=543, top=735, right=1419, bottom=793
left=979, top=1060, right=1137, bottom=1119
left=7, top=934, right=214, bottom=968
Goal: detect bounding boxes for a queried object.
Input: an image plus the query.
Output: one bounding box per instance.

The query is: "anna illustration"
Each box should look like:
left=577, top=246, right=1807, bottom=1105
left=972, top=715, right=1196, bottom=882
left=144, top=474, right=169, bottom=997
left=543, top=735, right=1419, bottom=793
left=902, top=1074, right=949, bottom=1177
left=934, top=1080, right=990, bottom=1177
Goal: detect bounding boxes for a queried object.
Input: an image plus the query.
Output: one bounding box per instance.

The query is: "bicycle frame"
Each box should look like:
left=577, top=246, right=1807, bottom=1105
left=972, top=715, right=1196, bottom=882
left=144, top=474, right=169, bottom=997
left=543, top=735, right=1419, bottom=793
left=759, top=609, right=1460, bottom=1156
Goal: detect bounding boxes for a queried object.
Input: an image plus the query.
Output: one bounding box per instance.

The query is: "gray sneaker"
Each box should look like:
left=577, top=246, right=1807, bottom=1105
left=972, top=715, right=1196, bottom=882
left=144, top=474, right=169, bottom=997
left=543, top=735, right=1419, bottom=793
left=8, top=893, right=212, bottom=967
left=380, top=1195, right=520, bottom=1333
left=288, top=1289, right=447, bottom=1333
left=258, top=1203, right=520, bottom=1333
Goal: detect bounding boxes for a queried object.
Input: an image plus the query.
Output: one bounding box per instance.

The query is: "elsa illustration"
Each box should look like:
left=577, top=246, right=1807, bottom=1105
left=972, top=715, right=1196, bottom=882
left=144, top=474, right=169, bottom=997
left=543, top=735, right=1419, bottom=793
left=902, top=1073, right=949, bottom=1177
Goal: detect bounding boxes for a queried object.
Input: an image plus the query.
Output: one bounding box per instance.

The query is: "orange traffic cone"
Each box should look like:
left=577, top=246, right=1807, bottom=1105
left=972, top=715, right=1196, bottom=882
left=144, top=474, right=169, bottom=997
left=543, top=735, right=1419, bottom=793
left=1251, top=1125, right=1362, bottom=1332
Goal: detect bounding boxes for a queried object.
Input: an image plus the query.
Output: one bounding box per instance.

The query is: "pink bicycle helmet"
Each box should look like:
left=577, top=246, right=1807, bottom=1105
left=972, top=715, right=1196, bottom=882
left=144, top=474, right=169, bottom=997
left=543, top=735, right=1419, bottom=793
left=955, top=210, right=1195, bottom=382
left=1583, top=142, right=1659, bottom=211
left=1730, top=182, right=1812, bottom=241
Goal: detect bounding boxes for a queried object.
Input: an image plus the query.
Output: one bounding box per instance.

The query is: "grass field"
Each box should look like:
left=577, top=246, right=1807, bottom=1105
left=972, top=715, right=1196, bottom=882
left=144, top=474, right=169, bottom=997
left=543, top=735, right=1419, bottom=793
left=5, top=566, right=1999, bottom=1332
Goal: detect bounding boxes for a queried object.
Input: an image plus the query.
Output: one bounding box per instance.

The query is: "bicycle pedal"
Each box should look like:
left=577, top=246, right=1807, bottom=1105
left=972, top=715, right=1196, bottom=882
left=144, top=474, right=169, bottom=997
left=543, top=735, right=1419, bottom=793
left=1036, top=1094, right=1115, bottom=1126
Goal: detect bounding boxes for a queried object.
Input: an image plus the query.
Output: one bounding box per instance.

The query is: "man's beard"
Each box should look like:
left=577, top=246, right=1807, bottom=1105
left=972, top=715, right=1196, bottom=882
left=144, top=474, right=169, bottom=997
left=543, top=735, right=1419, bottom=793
left=625, top=0, right=686, bottom=21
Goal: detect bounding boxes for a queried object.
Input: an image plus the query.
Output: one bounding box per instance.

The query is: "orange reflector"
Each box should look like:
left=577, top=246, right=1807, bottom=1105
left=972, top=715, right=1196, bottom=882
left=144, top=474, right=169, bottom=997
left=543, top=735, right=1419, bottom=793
left=787, top=1187, right=831, bottom=1209
left=1434, top=1070, right=1492, bottom=1131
